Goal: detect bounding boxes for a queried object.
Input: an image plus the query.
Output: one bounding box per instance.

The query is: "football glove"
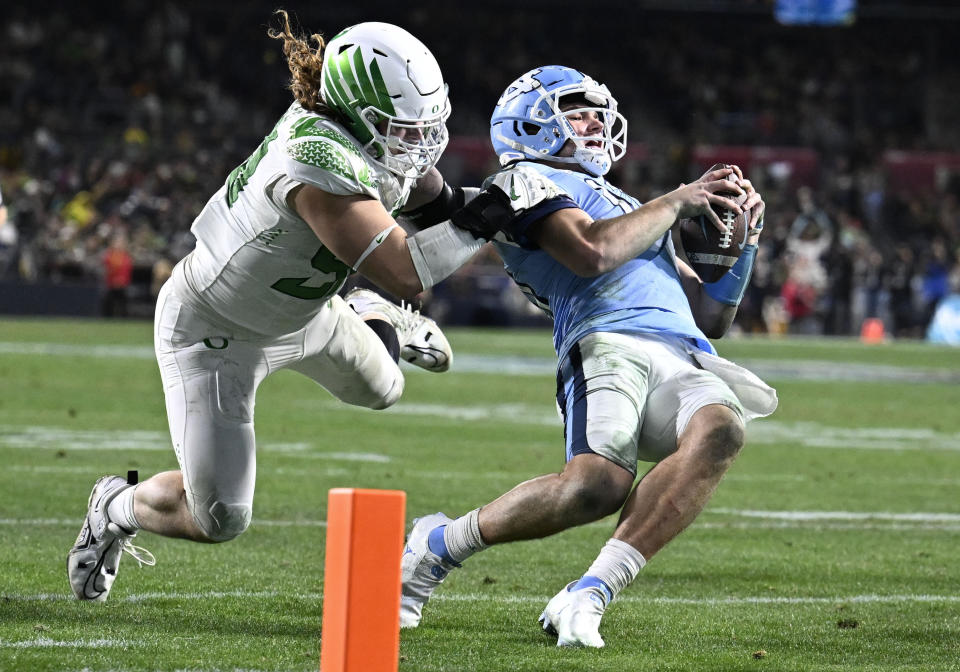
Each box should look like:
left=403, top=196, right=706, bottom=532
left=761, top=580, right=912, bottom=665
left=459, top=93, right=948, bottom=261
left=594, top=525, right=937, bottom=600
left=451, top=165, right=563, bottom=240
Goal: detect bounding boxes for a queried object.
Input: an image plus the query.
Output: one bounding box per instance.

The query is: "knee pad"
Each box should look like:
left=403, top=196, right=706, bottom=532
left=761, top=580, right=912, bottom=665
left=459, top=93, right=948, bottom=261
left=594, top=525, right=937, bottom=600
left=369, top=374, right=404, bottom=410
left=194, top=500, right=252, bottom=542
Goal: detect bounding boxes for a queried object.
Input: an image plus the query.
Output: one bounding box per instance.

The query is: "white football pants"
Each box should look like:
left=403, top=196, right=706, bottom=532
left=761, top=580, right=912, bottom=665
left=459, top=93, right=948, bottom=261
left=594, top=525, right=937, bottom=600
left=153, top=280, right=404, bottom=541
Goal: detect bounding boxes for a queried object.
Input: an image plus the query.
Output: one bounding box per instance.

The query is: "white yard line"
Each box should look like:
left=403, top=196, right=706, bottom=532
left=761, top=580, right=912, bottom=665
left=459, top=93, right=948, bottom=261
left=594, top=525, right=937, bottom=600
left=708, top=508, right=960, bottom=522
left=0, top=636, right=134, bottom=648
left=9, top=463, right=960, bottom=488
left=6, top=506, right=959, bottom=531
left=0, top=424, right=389, bottom=460
left=434, top=593, right=960, bottom=607
left=5, top=590, right=958, bottom=608
left=0, top=342, right=155, bottom=359
left=3, top=341, right=959, bottom=383
left=693, top=521, right=960, bottom=532
left=0, top=518, right=326, bottom=527
left=5, top=411, right=960, bottom=454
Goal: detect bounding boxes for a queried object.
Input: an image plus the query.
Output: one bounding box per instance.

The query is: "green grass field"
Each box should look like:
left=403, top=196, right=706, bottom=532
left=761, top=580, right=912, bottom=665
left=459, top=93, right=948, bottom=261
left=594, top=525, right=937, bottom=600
left=2, top=318, right=959, bottom=671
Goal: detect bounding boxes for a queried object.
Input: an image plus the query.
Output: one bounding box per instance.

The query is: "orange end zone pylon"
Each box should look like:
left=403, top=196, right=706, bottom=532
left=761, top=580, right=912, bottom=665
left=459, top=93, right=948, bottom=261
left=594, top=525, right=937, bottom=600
left=320, top=488, right=406, bottom=672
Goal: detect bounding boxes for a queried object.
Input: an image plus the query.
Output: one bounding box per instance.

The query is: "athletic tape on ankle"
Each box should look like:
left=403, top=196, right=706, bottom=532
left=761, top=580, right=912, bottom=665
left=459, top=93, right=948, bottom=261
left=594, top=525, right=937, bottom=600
left=443, top=508, right=486, bottom=563
left=352, top=224, right=399, bottom=271
left=703, top=243, right=758, bottom=306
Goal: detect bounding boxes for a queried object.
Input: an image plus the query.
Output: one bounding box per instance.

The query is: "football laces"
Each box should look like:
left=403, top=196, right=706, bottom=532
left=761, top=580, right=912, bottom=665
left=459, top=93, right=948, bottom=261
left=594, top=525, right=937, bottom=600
left=719, top=209, right=735, bottom=248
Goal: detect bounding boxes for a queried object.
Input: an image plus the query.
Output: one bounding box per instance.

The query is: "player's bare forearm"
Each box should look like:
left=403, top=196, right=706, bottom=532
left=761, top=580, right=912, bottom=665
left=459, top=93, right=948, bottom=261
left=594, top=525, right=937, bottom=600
left=540, top=196, right=679, bottom=276
left=578, top=176, right=745, bottom=276
left=677, top=258, right=738, bottom=339
left=693, top=296, right=738, bottom=339
left=596, top=194, right=680, bottom=267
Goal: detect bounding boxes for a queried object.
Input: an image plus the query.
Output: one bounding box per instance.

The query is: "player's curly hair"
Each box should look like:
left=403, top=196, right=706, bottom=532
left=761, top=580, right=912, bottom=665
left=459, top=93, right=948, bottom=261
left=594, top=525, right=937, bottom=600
left=268, top=10, right=336, bottom=115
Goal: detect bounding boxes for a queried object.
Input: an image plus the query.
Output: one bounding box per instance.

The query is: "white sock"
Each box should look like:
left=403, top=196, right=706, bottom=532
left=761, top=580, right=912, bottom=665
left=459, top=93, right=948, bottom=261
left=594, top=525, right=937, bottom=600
left=106, top=484, right=141, bottom=534
left=583, top=538, right=646, bottom=601
left=443, top=508, right=487, bottom=563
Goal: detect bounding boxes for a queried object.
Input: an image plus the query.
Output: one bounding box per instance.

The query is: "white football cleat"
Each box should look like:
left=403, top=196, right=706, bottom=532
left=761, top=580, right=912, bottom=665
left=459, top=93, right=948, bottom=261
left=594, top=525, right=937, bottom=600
left=539, top=581, right=607, bottom=648
left=67, top=475, right=155, bottom=602
left=400, top=513, right=459, bottom=628
left=345, top=288, right=452, bottom=372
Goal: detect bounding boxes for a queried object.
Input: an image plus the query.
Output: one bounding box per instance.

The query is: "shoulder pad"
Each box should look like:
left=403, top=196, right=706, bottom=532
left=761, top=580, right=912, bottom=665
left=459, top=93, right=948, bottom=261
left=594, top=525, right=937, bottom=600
left=285, top=118, right=376, bottom=190
left=487, top=164, right=562, bottom=212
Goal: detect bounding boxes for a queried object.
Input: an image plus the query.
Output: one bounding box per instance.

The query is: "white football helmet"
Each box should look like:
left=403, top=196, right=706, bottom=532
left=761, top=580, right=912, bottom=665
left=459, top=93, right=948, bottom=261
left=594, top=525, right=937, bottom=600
left=321, top=23, right=450, bottom=179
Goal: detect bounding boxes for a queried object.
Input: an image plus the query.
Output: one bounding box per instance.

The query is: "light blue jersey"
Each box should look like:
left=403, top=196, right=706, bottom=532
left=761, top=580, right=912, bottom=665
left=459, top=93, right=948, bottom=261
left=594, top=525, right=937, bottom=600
left=492, top=161, right=716, bottom=361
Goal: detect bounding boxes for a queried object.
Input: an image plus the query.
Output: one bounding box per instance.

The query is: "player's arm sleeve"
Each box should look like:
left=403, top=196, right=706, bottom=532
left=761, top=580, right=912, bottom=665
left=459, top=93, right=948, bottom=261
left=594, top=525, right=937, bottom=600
left=504, top=197, right=579, bottom=248
left=402, top=182, right=482, bottom=230
left=407, top=221, right=485, bottom=290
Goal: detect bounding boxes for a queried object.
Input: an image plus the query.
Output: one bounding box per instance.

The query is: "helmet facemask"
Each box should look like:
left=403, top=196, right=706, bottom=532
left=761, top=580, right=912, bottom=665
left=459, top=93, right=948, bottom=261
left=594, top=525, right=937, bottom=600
left=358, top=100, right=450, bottom=179
left=539, top=83, right=627, bottom=176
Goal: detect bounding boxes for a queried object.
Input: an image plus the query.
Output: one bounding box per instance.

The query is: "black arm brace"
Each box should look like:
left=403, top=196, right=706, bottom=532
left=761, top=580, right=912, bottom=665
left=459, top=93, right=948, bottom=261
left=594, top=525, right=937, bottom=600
left=402, top=181, right=467, bottom=230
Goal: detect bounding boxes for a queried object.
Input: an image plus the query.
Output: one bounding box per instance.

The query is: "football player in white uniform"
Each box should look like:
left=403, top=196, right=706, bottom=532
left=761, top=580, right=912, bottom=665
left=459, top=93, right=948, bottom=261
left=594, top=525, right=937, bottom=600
left=66, top=14, right=556, bottom=602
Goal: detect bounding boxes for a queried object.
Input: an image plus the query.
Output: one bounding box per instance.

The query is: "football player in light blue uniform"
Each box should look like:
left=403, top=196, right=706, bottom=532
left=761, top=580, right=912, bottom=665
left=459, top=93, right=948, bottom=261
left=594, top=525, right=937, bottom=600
left=401, top=66, right=779, bottom=646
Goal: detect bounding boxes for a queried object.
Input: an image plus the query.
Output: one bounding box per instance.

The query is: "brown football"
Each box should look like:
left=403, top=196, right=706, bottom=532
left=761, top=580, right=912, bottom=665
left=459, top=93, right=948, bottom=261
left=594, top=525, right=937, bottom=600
left=677, top=168, right=750, bottom=283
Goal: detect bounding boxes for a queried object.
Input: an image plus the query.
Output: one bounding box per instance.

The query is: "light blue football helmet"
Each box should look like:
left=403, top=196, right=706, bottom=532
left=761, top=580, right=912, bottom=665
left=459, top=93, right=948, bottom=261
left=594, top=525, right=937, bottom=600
left=490, top=66, right=627, bottom=177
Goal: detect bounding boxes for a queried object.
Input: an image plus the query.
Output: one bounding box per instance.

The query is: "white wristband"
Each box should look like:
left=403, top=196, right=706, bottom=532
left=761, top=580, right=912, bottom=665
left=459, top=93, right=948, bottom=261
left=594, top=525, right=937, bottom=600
left=407, top=221, right=484, bottom=290
left=352, top=223, right=399, bottom=271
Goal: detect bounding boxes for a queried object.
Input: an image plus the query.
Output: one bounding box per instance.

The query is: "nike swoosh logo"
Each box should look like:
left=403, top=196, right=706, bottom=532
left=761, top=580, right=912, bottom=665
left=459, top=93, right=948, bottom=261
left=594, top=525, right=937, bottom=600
left=509, top=176, right=520, bottom=201
left=405, top=345, right=448, bottom=368
left=375, top=231, right=388, bottom=243
left=82, top=536, right=118, bottom=599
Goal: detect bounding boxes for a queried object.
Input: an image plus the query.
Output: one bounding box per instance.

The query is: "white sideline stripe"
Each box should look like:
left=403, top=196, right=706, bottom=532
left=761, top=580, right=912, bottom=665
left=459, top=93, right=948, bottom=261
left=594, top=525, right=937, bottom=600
left=6, top=506, right=959, bottom=531
left=0, top=342, right=155, bottom=359
left=10, top=519, right=960, bottom=533
left=0, top=637, right=132, bottom=648
left=0, top=425, right=390, bottom=461
left=5, top=464, right=353, bottom=477
left=6, top=417, right=960, bottom=454
left=708, top=508, right=960, bottom=522
left=4, top=341, right=959, bottom=384
left=0, top=517, right=326, bottom=528
left=746, top=420, right=960, bottom=452
left=5, top=590, right=958, bottom=608
left=10, top=463, right=960, bottom=488
left=300, top=398, right=561, bottom=426
left=304, top=404, right=960, bottom=452
left=435, top=593, right=960, bottom=607
left=694, top=521, right=960, bottom=532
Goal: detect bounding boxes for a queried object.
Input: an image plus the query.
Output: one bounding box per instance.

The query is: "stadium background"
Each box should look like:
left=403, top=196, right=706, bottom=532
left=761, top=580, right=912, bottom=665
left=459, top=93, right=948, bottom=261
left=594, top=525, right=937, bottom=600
left=1, top=0, right=959, bottom=340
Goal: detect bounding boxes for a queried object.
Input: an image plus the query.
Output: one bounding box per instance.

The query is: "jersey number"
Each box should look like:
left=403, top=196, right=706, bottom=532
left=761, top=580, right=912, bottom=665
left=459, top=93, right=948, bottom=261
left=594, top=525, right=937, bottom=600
left=227, top=127, right=279, bottom=207
left=271, top=245, right=350, bottom=300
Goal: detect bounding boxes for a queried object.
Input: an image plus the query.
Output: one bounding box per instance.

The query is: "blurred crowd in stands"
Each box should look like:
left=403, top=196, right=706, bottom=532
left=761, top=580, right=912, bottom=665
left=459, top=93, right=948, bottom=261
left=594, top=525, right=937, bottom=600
left=1, top=1, right=959, bottom=337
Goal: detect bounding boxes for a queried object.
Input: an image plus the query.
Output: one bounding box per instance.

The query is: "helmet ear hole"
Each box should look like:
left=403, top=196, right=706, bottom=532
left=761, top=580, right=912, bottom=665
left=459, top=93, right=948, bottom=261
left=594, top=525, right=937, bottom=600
left=512, top=121, right=541, bottom=137
left=522, top=122, right=540, bottom=135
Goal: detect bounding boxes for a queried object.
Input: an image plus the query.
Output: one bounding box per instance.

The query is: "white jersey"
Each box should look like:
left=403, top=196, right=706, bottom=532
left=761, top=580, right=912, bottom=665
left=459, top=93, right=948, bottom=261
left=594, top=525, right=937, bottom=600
left=172, top=102, right=412, bottom=336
